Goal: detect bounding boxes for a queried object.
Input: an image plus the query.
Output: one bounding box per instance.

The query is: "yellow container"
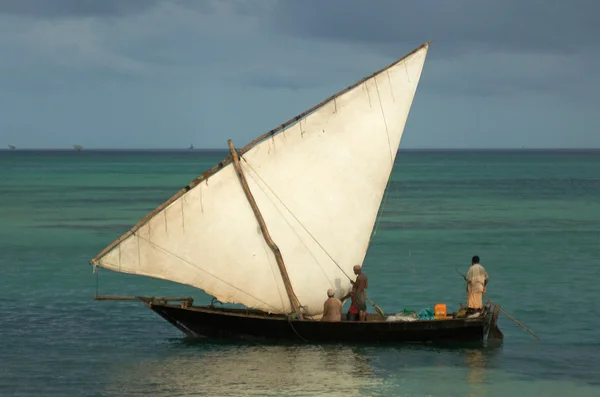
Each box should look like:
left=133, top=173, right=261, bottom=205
left=434, top=303, right=447, bottom=319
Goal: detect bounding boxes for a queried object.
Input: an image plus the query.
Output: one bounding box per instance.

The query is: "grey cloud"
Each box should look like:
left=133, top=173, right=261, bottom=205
left=0, top=0, right=160, bottom=18
left=0, top=0, right=264, bottom=20
left=243, top=72, right=325, bottom=91
left=264, top=0, right=598, bottom=56
left=254, top=0, right=600, bottom=100
left=1, top=0, right=598, bottom=149
left=418, top=51, right=599, bottom=100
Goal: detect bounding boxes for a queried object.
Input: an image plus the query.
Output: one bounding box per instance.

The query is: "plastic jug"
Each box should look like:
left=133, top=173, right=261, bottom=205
left=434, top=303, right=447, bottom=319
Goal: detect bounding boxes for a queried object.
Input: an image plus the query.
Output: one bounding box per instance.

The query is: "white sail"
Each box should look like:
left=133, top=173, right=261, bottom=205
left=92, top=43, right=430, bottom=316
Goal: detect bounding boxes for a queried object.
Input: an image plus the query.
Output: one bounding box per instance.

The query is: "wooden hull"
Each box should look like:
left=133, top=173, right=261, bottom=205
left=139, top=298, right=503, bottom=346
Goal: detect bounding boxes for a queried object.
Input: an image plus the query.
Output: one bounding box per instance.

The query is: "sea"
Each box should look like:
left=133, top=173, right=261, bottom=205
left=1, top=149, right=599, bottom=397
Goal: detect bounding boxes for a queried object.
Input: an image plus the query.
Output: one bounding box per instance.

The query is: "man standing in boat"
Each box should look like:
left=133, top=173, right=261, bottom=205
left=351, top=265, right=368, bottom=321
left=321, top=288, right=343, bottom=321
left=465, top=256, right=489, bottom=310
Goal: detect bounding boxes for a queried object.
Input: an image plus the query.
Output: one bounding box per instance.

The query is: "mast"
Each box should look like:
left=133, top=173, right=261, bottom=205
left=228, top=140, right=303, bottom=317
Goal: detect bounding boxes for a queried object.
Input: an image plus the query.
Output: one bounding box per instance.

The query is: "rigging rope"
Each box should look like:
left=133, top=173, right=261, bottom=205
left=240, top=157, right=353, bottom=283
left=287, top=316, right=308, bottom=342
left=128, top=233, right=282, bottom=312
left=241, top=160, right=335, bottom=288
left=240, top=153, right=394, bottom=287
left=241, top=157, right=392, bottom=320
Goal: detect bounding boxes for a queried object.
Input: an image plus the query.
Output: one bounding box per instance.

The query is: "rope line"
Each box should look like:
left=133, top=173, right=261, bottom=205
left=287, top=317, right=308, bottom=342
left=240, top=157, right=354, bottom=283
left=129, top=233, right=282, bottom=312
left=240, top=160, right=335, bottom=288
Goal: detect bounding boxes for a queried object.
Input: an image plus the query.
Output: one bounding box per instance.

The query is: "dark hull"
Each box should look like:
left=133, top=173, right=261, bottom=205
left=141, top=298, right=503, bottom=346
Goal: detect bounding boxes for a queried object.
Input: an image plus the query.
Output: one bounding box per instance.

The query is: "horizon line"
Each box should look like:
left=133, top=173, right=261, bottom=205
left=2, top=147, right=600, bottom=152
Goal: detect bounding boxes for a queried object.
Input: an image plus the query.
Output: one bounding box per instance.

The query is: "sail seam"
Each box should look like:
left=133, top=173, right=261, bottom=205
left=387, top=70, right=396, bottom=102
left=136, top=233, right=140, bottom=271
left=180, top=198, right=185, bottom=232
left=374, top=76, right=394, bottom=165
left=132, top=233, right=282, bottom=312
left=89, top=42, right=430, bottom=265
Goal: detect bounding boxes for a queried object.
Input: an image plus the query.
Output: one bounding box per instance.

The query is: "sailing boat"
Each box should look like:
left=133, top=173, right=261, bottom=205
left=91, top=42, right=502, bottom=345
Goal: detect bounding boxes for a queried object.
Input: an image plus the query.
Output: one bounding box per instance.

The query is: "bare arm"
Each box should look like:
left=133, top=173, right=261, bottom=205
left=341, top=289, right=355, bottom=302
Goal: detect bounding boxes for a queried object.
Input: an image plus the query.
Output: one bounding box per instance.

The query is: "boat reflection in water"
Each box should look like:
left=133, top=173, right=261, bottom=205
left=465, top=349, right=488, bottom=397
left=104, top=344, right=382, bottom=396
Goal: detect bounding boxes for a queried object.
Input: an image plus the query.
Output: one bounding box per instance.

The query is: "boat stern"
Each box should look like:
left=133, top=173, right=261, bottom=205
left=484, top=303, right=504, bottom=346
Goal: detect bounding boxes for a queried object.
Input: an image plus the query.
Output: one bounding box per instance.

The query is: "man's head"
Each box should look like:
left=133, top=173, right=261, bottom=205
left=353, top=265, right=361, bottom=275
left=327, top=288, right=335, bottom=298
left=472, top=255, right=480, bottom=265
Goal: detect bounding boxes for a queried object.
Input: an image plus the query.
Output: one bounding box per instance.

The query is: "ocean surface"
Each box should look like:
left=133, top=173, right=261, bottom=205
left=1, top=149, right=599, bottom=396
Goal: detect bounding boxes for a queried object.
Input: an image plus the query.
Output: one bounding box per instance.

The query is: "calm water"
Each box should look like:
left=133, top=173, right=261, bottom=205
left=1, top=149, right=599, bottom=396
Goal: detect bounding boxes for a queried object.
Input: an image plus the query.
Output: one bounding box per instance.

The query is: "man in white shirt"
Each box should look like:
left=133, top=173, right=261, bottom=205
left=465, top=255, right=489, bottom=309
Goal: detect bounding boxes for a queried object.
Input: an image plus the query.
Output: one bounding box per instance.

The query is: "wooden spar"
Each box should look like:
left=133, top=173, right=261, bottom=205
left=227, top=139, right=303, bottom=318
left=94, top=295, right=194, bottom=308
left=89, top=41, right=431, bottom=265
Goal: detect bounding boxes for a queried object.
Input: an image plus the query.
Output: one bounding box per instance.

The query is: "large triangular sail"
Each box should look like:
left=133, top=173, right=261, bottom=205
left=90, top=42, right=430, bottom=316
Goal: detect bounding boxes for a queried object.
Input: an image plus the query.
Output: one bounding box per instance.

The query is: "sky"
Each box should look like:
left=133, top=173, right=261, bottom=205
left=0, top=0, right=598, bottom=149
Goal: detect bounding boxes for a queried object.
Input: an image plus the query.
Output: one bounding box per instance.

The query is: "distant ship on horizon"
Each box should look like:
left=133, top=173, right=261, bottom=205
left=188, top=143, right=194, bottom=150
left=73, top=145, right=84, bottom=151
left=8, top=145, right=16, bottom=150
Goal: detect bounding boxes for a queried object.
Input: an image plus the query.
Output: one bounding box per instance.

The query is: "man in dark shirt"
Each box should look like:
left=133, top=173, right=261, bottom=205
left=351, top=265, right=368, bottom=321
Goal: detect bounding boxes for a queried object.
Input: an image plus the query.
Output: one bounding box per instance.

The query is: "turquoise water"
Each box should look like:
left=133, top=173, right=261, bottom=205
left=1, top=149, right=599, bottom=396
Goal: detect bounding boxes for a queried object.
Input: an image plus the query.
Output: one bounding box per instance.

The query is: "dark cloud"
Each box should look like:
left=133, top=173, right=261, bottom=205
left=1, top=0, right=598, bottom=148
left=264, top=0, right=598, bottom=56
left=418, top=52, right=599, bottom=100
left=0, top=0, right=160, bottom=18
left=251, top=0, right=599, bottom=100
left=243, top=73, right=324, bottom=91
